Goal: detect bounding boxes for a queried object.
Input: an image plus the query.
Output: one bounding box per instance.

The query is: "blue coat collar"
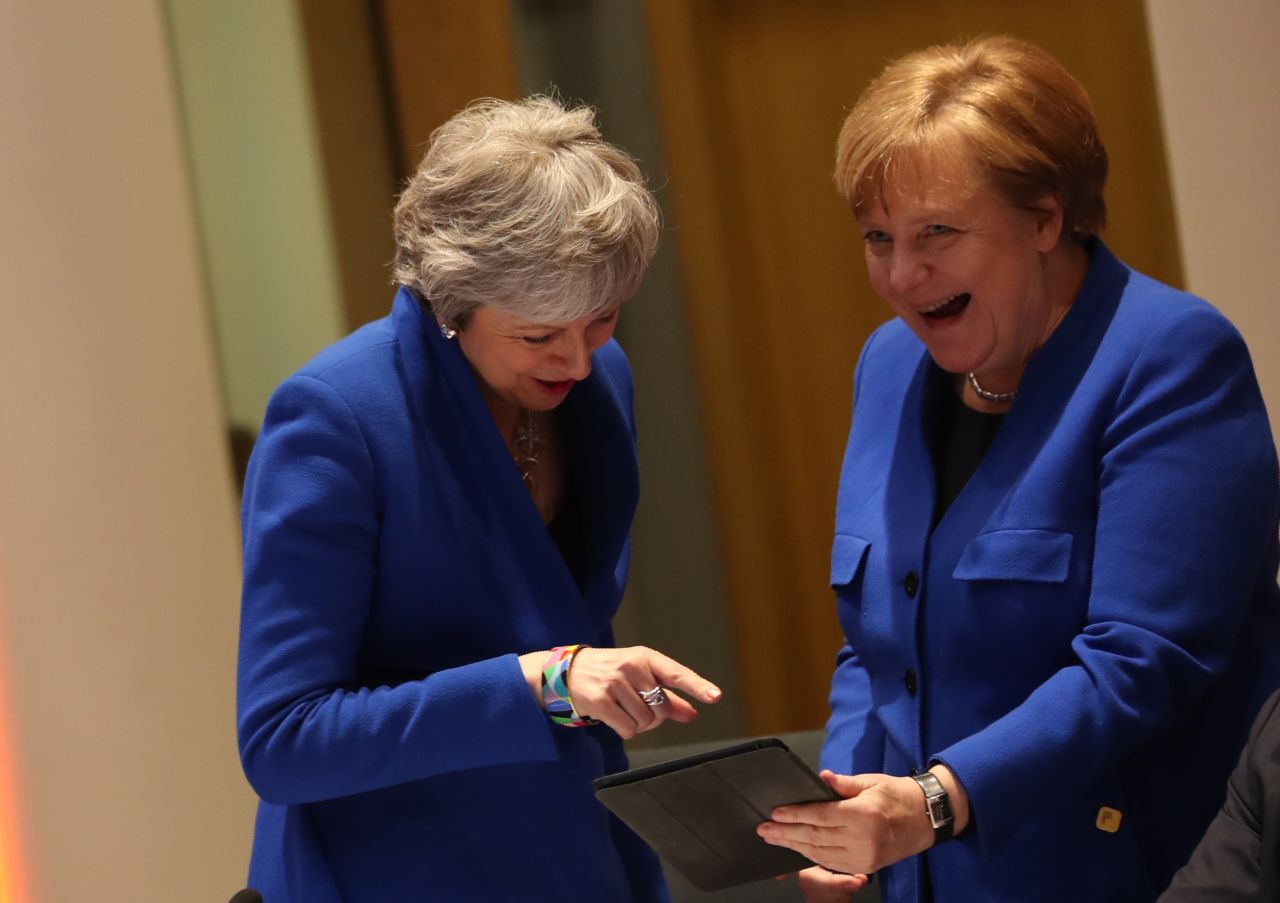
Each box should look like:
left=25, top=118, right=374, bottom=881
left=389, top=288, right=638, bottom=639
left=890, top=240, right=1132, bottom=540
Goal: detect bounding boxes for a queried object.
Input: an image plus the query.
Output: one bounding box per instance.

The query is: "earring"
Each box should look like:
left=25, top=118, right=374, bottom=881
left=438, top=321, right=457, bottom=340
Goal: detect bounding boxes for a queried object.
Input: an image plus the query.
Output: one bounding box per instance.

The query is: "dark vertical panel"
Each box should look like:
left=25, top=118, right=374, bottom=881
left=297, top=0, right=401, bottom=330
left=378, top=0, right=520, bottom=170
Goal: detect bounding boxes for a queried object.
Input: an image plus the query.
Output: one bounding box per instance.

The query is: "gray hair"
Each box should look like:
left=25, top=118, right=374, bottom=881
left=392, top=96, right=661, bottom=327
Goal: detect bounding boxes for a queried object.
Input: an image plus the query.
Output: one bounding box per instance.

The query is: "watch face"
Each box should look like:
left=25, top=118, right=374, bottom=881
left=926, top=796, right=952, bottom=829
left=912, top=772, right=954, bottom=839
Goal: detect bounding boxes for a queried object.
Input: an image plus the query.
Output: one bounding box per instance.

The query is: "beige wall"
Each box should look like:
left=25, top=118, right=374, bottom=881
left=0, top=2, right=254, bottom=901
left=1146, top=0, right=1280, bottom=446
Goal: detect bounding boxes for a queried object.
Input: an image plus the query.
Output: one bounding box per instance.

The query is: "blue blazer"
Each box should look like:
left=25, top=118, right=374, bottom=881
left=237, top=289, right=668, bottom=902
left=823, top=242, right=1280, bottom=902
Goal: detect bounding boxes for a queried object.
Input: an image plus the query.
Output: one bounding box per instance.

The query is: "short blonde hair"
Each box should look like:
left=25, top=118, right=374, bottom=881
left=392, top=96, right=660, bottom=327
left=835, top=36, right=1107, bottom=239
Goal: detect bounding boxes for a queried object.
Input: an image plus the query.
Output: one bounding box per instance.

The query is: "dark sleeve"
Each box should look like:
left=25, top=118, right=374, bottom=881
left=1158, top=689, right=1280, bottom=901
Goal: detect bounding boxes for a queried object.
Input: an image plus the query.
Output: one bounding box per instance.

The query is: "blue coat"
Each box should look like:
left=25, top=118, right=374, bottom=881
left=237, top=288, right=669, bottom=902
left=823, top=242, right=1280, bottom=902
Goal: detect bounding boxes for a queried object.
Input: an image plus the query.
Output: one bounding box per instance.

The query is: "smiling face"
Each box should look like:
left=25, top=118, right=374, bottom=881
left=455, top=304, right=621, bottom=413
left=856, top=164, right=1071, bottom=393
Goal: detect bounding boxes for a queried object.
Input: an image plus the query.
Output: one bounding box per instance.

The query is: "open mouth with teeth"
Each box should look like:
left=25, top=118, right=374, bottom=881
left=922, top=293, right=971, bottom=320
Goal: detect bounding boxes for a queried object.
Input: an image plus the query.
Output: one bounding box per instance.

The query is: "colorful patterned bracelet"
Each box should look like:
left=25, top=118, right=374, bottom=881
left=541, top=644, right=597, bottom=727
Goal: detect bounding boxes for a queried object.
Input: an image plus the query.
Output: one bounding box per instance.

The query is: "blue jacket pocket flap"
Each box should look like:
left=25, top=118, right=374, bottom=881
left=953, top=529, right=1073, bottom=583
left=830, top=534, right=871, bottom=587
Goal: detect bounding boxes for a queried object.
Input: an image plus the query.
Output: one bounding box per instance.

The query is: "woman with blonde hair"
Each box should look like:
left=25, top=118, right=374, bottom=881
left=759, top=37, right=1280, bottom=902
left=236, top=96, right=720, bottom=902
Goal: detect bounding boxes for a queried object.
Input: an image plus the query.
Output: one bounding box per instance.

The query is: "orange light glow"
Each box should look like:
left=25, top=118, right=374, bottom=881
left=0, top=567, right=30, bottom=903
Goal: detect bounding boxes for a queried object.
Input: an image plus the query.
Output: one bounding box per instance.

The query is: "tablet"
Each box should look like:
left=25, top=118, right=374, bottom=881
left=593, top=737, right=840, bottom=891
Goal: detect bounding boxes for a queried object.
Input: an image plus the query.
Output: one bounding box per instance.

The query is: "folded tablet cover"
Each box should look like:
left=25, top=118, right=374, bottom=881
left=593, top=738, right=839, bottom=891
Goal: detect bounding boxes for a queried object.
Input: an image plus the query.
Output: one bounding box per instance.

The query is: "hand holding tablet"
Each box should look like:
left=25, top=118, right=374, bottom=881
left=594, top=738, right=841, bottom=891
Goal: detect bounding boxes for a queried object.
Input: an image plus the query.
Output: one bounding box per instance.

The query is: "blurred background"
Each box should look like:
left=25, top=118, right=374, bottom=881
left=0, top=1, right=1276, bottom=899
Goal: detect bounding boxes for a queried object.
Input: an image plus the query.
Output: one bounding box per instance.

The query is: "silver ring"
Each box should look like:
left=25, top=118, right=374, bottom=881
left=638, top=686, right=668, bottom=707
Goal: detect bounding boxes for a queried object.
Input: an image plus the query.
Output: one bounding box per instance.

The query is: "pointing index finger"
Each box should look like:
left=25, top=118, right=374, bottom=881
left=644, top=650, right=722, bottom=703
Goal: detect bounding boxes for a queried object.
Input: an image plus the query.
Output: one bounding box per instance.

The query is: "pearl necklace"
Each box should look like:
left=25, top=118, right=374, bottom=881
left=966, top=371, right=1017, bottom=404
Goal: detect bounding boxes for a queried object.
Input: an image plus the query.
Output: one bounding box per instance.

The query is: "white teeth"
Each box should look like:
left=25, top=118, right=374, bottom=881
left=923, top=294, right=961, bottom=313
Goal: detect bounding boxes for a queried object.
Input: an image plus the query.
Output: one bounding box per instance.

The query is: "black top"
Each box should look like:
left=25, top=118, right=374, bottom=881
left=546, top=473, right=586, bottom=591
left=932, top=387, right=1005, bottom=525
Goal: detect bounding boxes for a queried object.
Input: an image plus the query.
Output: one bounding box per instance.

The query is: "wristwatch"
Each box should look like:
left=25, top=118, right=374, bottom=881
left=910, top=771, right=955, bottom=844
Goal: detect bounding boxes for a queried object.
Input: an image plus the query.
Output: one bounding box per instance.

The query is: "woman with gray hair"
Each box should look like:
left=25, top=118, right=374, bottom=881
left=235, top=96, right=719, bottom=903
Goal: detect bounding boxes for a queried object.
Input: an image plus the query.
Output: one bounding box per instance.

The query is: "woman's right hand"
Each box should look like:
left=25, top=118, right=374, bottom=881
left=795, top=866, right=869, bottom=901
left=519, top=645, right=721, bottom=739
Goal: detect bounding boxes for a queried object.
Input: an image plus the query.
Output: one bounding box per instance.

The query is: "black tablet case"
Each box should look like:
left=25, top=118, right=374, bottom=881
left=593, top=738, right=840, bottom=891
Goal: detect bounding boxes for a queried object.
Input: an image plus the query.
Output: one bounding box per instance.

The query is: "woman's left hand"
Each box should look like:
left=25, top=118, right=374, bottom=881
left=757, top=767, right=969, bottom=876
left=794, top=865, right=870, bottom=901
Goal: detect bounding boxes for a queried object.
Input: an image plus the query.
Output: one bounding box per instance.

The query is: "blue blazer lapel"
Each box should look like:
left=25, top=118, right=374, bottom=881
left=391, top=289, right=634, bottom=644
left=1012, top=239, right=1128, bottom=414
left=932, top=240, right=1132, bottom=542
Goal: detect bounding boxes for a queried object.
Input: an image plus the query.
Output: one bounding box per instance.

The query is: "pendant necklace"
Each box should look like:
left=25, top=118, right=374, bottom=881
left=512, top=407, right=543, bottom=499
